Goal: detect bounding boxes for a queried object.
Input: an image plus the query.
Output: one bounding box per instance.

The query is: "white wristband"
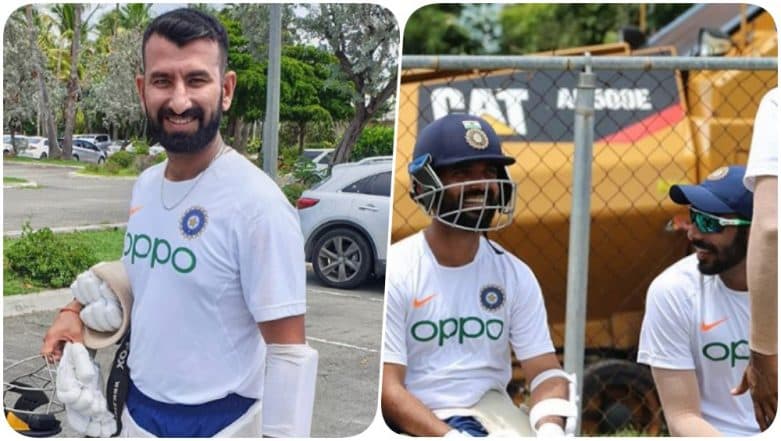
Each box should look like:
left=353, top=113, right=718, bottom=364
left=536, top=422, right=565, bottom=437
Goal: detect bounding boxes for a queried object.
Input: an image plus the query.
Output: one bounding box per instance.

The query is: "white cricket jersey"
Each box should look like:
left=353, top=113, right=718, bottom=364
left=122, top=149, right=306, bottom=404
left=638, top=254, right=759, bottom=436
left=744, top=87, right=779, bottom=191
left=383, top=232, right=555, bottom=411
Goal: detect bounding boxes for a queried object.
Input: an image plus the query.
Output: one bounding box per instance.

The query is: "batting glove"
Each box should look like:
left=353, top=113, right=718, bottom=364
left=71, top=270, right=123, bottom=333
left=56, top=342, right=117, bottom=437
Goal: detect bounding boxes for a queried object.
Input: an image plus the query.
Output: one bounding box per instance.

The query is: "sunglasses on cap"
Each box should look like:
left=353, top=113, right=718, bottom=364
left=689, top=207, right=751, bottom=234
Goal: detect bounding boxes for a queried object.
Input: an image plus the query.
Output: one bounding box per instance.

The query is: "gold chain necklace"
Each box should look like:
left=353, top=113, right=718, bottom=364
left=160, top=144, right=230, bottom=211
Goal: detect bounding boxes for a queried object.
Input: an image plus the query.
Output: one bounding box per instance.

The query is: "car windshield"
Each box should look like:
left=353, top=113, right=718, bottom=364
left=320, top=151, right=334, bottom=164
left=302, top=151, right=321, bottom=160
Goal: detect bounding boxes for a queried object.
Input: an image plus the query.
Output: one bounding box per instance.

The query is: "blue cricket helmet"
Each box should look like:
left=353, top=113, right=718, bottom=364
left=408, top=114, right=517, bottom=232
left=411, top=114, right=516, bottom=169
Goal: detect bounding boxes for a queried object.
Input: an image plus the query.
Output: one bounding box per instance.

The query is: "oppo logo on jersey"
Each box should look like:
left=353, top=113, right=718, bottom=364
left=411, top=316, right=504, bottom=346
left=124, top=232, right=197, bottom=274
left=702, top=339, right=749, bottom=367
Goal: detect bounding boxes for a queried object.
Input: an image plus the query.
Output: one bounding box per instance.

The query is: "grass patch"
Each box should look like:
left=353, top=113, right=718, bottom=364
left=3, top=227, right=126, bottom=296
left=3, top=176, right=28, bottom=184
left=80, top=164, right=138, bottom=177
left=5, top=156, right=84, bottom=167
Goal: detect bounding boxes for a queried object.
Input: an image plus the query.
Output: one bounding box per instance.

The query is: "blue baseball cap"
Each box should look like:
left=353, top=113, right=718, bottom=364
left=412, top=114, right=516, bottom=169
left=669, top=165, right=753, bottom=220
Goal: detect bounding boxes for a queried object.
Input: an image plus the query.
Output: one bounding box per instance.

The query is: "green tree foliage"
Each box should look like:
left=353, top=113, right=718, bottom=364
left=351, top=125, right=394, bottom=161
left=296, top=4, right=399, bottom=164
left=119, top=4, right=153, bottom=31
left=219, top=13, right=267, bottom=152
left=403, top=5, right=481, bottom=54
left=222, top=4, right=297, bottom=62
left=81, top=29, right=144, bottom=139
left=222, top=14, right=267, bottom=122
left=4, top=4, right=375, bottom=158
left=500, top=4, right=692, bottom=54
left=500, top=4, right=619, bottom=53
left=281, top=45, right=354, bottom=152
left=404, top=4, right=693, bottom=56
left=3, top=9, right=39, bottom=137
left=643, top=4, right=695, bottom=34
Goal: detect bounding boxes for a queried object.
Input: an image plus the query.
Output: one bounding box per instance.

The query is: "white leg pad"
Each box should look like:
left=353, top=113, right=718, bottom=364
left=433, top=389, right=534, bottom=436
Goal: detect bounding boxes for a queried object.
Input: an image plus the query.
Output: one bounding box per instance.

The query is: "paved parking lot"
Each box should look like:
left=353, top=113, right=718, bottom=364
left=3, top=162, right=135, bottom=232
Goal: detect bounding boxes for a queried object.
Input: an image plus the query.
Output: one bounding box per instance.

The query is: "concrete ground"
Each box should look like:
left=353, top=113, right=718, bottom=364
left=3, top=162, right=134, bottom=233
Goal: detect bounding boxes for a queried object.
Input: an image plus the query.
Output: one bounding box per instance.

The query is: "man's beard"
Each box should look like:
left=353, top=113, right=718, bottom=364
left=437, top=186, right=498, bottom=230
left=693, top=228, right=749, bottom=275
left=146, top=99, right=222, bottom=154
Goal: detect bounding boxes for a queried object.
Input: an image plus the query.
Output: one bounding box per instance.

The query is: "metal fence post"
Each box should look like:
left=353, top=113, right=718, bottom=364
left=563, top=56, right=596, bottom=436
left=262, top=4, right=281, bottom=181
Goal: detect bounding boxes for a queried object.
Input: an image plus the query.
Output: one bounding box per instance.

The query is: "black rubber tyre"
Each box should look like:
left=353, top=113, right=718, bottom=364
left=312, top=227, right=373, bottom=289
left=581, top=359, right=666, bottom=435
left=72, top=154, right=79, bottom=162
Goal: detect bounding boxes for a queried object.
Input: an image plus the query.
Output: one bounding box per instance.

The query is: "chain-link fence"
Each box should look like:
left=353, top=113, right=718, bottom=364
left=393, top=55, right=777, bottom=435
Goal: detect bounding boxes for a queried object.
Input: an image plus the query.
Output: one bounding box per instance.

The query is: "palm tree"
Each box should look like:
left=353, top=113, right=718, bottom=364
left=25, top=5, right=61, bottom=158
left=58, top=3, right=82, bottom=159
left=119, top=4, right=152, bottom=31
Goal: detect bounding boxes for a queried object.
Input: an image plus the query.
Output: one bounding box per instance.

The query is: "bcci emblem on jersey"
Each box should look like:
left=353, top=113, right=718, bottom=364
left=180, top=206, right=208, bottom=239
left=480, top=285, right=505, bottom=312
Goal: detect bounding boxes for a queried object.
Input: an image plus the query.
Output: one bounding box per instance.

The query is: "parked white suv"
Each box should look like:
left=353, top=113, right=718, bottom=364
left=17, top=136, right=50, bottom=159
left=75, top=134, right=111, bottom=153
left=296, top=157, right=392, bottom=289
left=3, top=135, right=29, bottom=156
left=301, top=148, right=335, bottom=173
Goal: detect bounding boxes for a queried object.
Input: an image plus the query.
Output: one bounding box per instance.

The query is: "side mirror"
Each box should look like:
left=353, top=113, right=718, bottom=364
left=696, top=28, right=732, bottom=56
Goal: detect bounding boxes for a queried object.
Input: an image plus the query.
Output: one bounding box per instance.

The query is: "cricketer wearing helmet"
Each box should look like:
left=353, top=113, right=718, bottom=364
left=382, top=114, right=578, bottom=437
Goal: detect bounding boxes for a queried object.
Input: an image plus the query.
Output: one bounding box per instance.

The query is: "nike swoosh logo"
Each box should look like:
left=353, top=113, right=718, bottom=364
left=413, top=294, right=436, bottom=308
left=128, top=205, right=143, bottom=217
left=700, top=317, right=728, bottom=332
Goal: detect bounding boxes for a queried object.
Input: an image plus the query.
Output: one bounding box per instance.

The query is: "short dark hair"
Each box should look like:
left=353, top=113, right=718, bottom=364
left=142, top=8, right=229, bottom=73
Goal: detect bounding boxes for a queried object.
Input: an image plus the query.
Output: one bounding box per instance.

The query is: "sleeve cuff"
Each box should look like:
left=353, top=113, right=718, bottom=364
left=382, top=351, right=407, bottom=366
left=253, top=301, right=306, bottom=323
left=637, top=351, right=695, bottom=370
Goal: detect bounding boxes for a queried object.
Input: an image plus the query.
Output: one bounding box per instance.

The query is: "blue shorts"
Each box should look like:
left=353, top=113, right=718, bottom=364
left=126, top=380, right=256, bottom=437
left=444, top=415, right=489, bottom=437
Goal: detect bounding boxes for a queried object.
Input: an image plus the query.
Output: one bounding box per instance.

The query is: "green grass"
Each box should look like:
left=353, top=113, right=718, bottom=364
left=3, top=176, right=28, bottom=184
left=3, top=227, right=126, bottom=296
left=80, top=165, right=139, bottom=177
left=5, top=156, right=84, bottom=167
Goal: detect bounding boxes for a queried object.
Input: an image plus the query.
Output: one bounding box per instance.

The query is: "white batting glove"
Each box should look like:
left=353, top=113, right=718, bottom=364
left=56, top=342, right=117, bottom=437
left=71, top=270, right=123, bottom=333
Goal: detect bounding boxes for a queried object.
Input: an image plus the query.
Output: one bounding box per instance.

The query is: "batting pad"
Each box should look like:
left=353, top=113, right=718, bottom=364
left=262, top=344, right=318, bottom=437
left=433, top=389, right=534, bottom=436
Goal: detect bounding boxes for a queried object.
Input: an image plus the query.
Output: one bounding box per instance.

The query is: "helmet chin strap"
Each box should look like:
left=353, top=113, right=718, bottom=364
left=483, top=231, right=505, bottom=255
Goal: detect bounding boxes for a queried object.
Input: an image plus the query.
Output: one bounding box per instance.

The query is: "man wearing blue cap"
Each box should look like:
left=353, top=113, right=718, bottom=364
left=382, top=114, right=577, bottom=437
left=638, top=165, right=759, bottom=436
